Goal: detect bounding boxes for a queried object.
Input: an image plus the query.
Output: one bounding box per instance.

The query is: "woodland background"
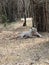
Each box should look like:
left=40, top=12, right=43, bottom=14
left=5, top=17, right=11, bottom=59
left=0, top=0, right=49, bottom=65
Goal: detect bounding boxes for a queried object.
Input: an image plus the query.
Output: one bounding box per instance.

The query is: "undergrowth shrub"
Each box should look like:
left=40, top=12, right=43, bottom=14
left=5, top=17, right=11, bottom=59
left=1, top=15, right=8, bottom=23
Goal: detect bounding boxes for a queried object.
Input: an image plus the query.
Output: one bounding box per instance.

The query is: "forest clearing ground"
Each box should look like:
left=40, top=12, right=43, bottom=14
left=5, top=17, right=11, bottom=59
left=0, top=20, right=49, bottom=65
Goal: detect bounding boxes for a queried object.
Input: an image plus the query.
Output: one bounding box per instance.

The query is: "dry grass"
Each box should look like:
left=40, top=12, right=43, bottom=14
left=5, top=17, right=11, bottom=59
left=0, top=20, right=49, bottom=65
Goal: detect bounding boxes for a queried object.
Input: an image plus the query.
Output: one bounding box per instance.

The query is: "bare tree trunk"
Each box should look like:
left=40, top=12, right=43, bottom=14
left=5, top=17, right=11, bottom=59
left=30, top=0, right=36, bottom=27
left=31, top=0, right=47, bottom=32
left=23, top=12, right=26, bottom=26
left=22, top=0, right=27, bottom=26
left=45, top=0, right=48, bottom=31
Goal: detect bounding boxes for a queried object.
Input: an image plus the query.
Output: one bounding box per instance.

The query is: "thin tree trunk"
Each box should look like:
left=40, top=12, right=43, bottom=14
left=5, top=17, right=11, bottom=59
left=45, top=0, right=48, bottom=31
left=23, top=12, right=26, bottom=26
left=22, top=0, right=27, bottom=26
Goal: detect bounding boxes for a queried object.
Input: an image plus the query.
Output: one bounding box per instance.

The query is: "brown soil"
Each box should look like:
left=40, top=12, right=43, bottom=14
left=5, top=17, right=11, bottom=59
left=0, top=21, right=49, bottom=65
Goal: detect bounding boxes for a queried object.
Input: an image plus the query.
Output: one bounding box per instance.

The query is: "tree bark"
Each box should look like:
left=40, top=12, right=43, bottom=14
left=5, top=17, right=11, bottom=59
left=22, top=0, right=27, bottom=26
left=32, top=0, right=47, bottom=32
left=23, top=12, right=26, bottom=26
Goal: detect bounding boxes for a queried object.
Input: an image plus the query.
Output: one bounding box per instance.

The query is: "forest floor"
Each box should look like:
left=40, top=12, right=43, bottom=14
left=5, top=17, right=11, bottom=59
left=0, top=20, right=49, bottom=65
